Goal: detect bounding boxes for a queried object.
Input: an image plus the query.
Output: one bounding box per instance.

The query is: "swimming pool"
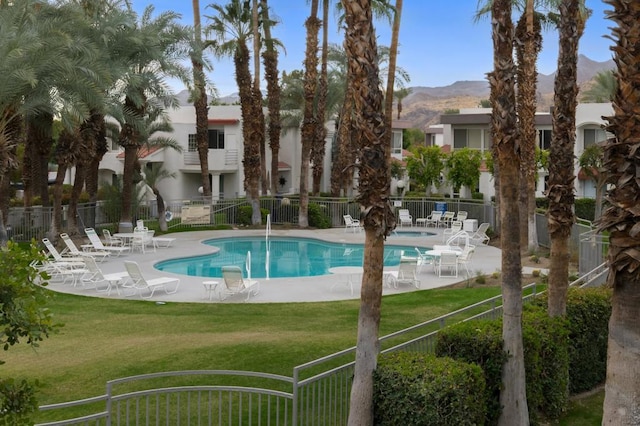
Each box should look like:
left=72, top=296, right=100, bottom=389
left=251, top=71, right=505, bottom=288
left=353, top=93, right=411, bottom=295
left=392, top=230, right=437, bottom=238
left=155, top=236, right=428, bottom=279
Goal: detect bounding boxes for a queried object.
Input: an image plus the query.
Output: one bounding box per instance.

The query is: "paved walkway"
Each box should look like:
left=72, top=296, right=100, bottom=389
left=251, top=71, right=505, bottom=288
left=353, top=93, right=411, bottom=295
left=44, top=226, right=504, bottom=304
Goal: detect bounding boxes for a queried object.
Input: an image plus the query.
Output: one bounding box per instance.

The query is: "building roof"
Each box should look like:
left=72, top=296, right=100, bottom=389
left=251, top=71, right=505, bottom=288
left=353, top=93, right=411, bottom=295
left=208, top=119, right=239, bottom=125
left=278, top=161, right=291, bottom=170
left=115, top=145, right=163, bottom=159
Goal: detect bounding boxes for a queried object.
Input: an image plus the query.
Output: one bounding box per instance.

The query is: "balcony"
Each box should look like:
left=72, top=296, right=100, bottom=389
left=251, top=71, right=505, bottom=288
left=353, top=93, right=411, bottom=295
left=183, top=149, right=239, bottom=171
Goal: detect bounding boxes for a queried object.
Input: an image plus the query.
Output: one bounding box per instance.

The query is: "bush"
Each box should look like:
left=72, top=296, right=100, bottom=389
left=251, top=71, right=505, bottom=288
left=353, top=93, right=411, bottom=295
left=574, top=198, right=595, bottom=222
left=237, top=206, right=269, bottom=226
left=531, top=287, right=611, bottom=394
left=535, top=197, right=549, bottom=210
left=307, top=203, right=331, bottom=228
left=374, top=352, right=486, bottom=426
left=472, top=192, right=484, bottom=200
left=436, top=310, right=570, bottom=425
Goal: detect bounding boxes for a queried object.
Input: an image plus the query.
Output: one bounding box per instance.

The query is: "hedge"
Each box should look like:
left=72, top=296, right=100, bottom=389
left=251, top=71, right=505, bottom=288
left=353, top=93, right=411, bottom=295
left=374, top=352, right=486, bottom=425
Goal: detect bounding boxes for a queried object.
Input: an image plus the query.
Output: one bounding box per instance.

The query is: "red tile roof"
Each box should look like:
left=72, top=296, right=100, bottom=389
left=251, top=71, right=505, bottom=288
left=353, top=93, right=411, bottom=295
left=115, top=145, right=163, bottom=159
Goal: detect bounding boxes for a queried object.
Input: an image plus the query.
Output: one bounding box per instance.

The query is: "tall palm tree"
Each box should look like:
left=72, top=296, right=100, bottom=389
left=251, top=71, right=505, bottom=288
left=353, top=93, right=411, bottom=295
left=342, top=0, right=394, bottom=423
left=191, top=0, right=212, bottom=199
left=207, top=0, right=264, bottom=225
left=143, top=164, right=177, bottom=232
left=251, top=0, right=267, bottom=197
left=546, top=0, right=584, bottom=317
left=599, top=2, right=640, bottom=421
left=260, top=0, right=282, bottom=196
left=298, top=0, right=320, bottom=228
left=488, top=0, right=529, bottom=424
left=383, top=0, right=402, bottom=154
left=113, top=6, right=190, bottom=231
left=311, top=0, right=329, bottom=196
left=207, top=0, right=262, bottom=224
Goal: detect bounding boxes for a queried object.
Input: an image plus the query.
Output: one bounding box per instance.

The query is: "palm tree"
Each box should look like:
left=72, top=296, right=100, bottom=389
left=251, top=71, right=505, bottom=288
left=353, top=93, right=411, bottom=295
left=251, top=0, right=267, bottom=197
left=546, top=0, right=584, bottom=317
left=207, top=0, right=262, bottom=225
left=113, top=6, right=190, bottom=231
left=599, top=2, right=640, bottom=421
left=578, top=143, right=606, bottom=219
left=383, top=0, right=403, bottom=157
left=191, top=0, right=212, bottom=199
left=298, top=0, right=320, bottom=228
left=394, top=87, right=410, bottom=119
left=311, top=0, right=329, bottom=196
left=143, top=164, right=177, bottom=232
left=488, top=0, right=529, bottom=423
left=342, top=1, right=394, bottom=423
left=581, top=69, right=616, bottom=102
left=260, top=0, right=282, bottom=196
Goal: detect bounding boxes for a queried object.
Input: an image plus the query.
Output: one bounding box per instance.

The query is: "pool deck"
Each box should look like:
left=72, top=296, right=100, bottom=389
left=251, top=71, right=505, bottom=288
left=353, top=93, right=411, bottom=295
left=43, top=226, right=505, bottom=304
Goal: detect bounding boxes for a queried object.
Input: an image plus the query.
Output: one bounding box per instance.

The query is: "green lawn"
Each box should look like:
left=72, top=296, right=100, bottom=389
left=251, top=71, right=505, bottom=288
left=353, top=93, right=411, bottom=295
left=2, top=285, right=601, bottom=424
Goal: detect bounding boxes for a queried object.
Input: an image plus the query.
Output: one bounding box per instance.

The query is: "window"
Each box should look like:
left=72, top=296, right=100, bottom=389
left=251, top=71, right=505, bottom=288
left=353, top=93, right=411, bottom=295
left=453, top=129, right=485, bottom=150
left=537, top=129, right=552, bottom=150
left=584, top=128, right=607, bottom=148
left=188, top=129, right=225, bottom=151
left=392, top=130, right=402, bottom=154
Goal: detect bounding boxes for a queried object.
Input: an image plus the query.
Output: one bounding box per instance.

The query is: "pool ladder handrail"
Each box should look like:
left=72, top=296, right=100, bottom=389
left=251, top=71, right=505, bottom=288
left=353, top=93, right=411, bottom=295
left=265, top=214, right=271, bottom=280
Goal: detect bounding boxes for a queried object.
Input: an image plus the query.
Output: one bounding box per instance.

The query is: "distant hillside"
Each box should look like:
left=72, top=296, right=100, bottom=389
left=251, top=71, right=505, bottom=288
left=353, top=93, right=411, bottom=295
left=401, top=54, right=615, bottom=130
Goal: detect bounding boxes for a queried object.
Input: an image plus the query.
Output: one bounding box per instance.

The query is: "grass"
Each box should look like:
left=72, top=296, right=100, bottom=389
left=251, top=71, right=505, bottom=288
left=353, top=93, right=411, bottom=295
left=2, top=283, right=601, bottom=424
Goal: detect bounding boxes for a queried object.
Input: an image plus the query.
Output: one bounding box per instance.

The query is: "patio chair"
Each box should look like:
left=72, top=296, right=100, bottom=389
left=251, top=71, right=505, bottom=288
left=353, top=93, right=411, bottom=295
left=386, top=257, right=420, bottom=288
left=103, top=229, right=124, bottom=247
left=85, top=228, right=130, bottom=256
left=60, top=233, right=110, bottom=263
left=437, top=251, right=459, bottom=278
left=42, top=238, right=87, bottom=264
left=414, top=247, right=434, bottom=273
left=398, top=209, right=413, bottom=227
left=80, top=257, right=130, bottom=294
left=131, top=227, right=156, bottom=253
left=457, top=245, right=476, bottom=278
left=442, top=220, right=463, bottom=242
left=124, top=261, right=180, bottom=299
left=440, top=211, right=456, bottom=228
left=343, top=214, right=362, bottom=233
left=221, top=265, right=260, bottom=301
left=470, top=223, right=491, bottom=245
left=424, top=211, right=443, bottom=228
left=455, top=211, right=468, bottom=222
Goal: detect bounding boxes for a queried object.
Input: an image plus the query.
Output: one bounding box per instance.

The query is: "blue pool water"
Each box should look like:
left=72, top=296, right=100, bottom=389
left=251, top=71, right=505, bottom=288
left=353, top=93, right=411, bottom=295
left=392, top=230, right=437, bottom=237
left=155, top=236, right=428, bottom=279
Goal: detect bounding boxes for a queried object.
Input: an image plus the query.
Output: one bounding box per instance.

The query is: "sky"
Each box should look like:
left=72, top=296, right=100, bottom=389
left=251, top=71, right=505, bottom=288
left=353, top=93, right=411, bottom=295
left=131, top=0, right=614, bottom=96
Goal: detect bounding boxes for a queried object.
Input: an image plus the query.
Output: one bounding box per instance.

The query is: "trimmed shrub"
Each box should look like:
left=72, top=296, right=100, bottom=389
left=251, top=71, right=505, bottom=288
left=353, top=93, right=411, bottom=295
left=435, top=320, right=505, bottom=424
left=435, top=311, right=570, bottom=425
left=237, top=206, right=269, bottom=226
left=574, top=198, right=595, bottom=222
left=307, top=203, right=331, bottom=228
left=531, top=287, right=611, bottom=394
left=374, top=352, right=486, bottom=426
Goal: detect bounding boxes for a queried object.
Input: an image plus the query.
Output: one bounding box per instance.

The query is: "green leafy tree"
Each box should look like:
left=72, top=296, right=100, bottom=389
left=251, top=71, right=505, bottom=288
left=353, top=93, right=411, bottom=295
left=0, top=242, right=59, bottom=424
left=406, top=145, right=445, bottom=196
left=445, top=148, right=483, bottom=196
left=402, top=127, right=424, bottom=149
left=578, top=143, right=606, bottom=219
left=581, top=69, right=616, bottom=103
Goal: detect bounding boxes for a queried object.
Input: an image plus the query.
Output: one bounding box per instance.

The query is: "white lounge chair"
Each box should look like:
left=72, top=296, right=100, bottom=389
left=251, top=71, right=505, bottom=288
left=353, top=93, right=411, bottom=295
left=124, top=261, right=180, bottom=299
left=424, top=211, right=443, bottom=228
left=440, top=211, right=456, bottom=228
left=386, top=257, right=420, bottom=288
left=398, top=209, right=413, bottom=227
left=442, top=220, right=463, bottom=242
left=80, top=257, right=130, bottom=294
left=343, top=214, right=362, bottom=233
left=455, top=211, right=468, bottom=222
left=102, top=229, right=124, bottom=247
left=437, top=251, right=459, bottom=278
left=470, top=223, right=491, bottom=245
left=221, top=265, right=260, bottom=301
left=60, top=233, right=110, bottom=263
left=42, top=238, right=86, bottom=264
left=457, top=245, right=476, bottom=278
left=85, top=228, right=130, bottom=256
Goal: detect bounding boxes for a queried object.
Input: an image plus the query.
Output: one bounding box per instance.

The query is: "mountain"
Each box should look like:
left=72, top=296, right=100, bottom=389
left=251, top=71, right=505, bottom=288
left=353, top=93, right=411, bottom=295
left=401, top=54, right=615, bottom=130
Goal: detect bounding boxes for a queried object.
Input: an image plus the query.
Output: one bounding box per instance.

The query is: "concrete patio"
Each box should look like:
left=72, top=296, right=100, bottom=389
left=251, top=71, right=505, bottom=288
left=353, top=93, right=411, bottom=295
left=42, top=226, right=504, bottom=303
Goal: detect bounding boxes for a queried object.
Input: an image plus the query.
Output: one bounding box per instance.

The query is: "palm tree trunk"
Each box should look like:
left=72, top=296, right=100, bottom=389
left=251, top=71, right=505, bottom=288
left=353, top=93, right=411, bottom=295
left=599, top=1, right=640, bottom=422
left=515, top=1, right=541, bottom=253
left=489, top=0, right=528, bottom=424
left=252, top=0, right=268, bottom=197
left=311, top=0, right=329, bottom=196
left=192, top=0, right=211, bottom=199
left=343, top=1, right=394, bottom=424
left=299, top=0, right=320, bottom=227
left=547, top=0, right=581, bottom=317
left=261, top=0, right=282, bottom=196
